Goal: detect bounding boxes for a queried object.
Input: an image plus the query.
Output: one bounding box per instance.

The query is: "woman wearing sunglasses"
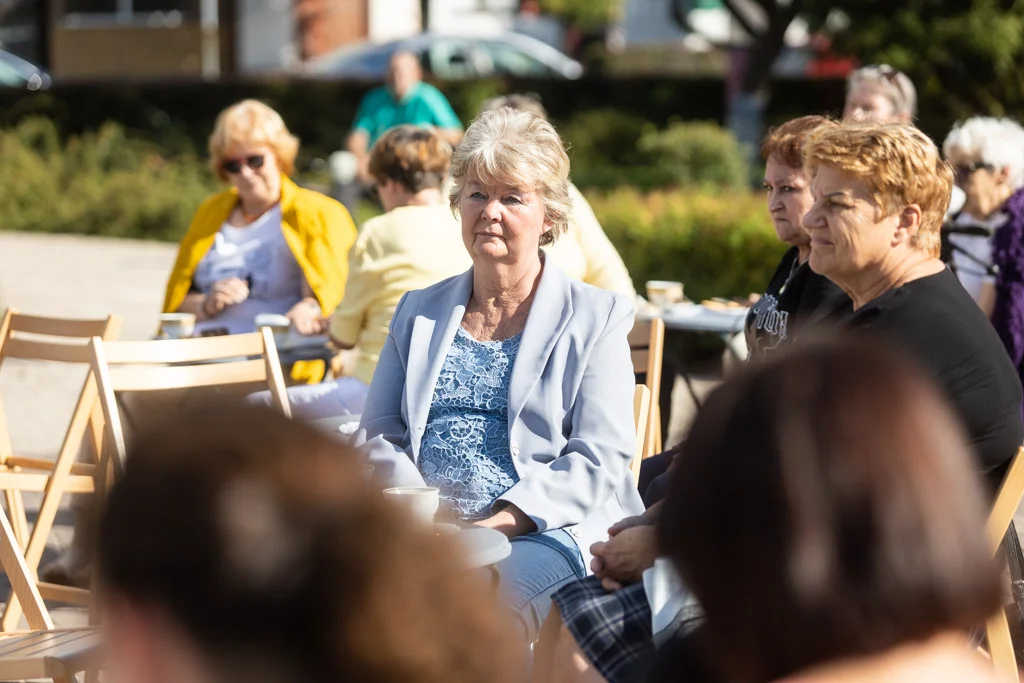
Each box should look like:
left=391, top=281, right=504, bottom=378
left=162, top=99, right=357, bottom=337
left=942, top=117, right=1024, bottom=413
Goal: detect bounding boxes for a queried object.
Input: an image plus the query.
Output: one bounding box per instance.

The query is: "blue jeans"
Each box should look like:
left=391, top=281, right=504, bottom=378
left=495, top=529, right=586, bottom=643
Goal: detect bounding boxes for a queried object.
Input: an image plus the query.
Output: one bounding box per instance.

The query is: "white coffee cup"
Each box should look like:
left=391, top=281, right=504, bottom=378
left=159, top=312, right=196, bottom=339
left=383, top=486, right=440, bottom=524
left=646, top=280, right=685, bottom=309
left=254, top=313, right=291, bottom=347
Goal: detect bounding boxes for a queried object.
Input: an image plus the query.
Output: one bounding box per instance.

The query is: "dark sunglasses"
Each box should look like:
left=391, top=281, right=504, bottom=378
left=221, top=155, right=265, bottom=174
left=954, top=161, right=995, bottom=181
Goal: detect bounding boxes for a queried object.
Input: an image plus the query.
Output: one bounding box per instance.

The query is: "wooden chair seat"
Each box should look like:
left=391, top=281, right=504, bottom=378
left=0, top=627, right=102, bottom=683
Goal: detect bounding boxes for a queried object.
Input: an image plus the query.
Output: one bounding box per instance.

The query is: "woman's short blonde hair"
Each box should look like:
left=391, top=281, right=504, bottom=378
left=208, top=100, right=300, bottom=181
left=804, top=124, right=953, bottom=258
left=449, top=107, right=571, bottom=247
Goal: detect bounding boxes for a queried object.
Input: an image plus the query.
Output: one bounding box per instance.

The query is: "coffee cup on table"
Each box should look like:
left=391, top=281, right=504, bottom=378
left=158, top=313, right=196, bottom=339
left=645, top=281, right=685, bottom=309
left=254, top=313, right=292, bottom=348
left=383, top=486, right=440, bottom=525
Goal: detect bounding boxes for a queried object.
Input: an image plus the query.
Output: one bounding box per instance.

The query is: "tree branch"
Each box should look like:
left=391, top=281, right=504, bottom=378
left=721, top=0, right=764, bottom=39
left=741, top=0, right=805, bottom=92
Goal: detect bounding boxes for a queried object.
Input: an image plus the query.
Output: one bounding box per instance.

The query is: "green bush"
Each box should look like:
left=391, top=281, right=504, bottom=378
left=0, top=117, right=783, bottom=305
left=636, top=120, right=751, bottom=190
left=587, top=186, right=785, bottom=302
left=0, top=117, right=215, bottom=241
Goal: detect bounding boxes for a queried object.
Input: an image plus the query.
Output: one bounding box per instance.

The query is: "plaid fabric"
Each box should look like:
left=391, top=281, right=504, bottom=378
left=552, top=576, right=654, bottom=683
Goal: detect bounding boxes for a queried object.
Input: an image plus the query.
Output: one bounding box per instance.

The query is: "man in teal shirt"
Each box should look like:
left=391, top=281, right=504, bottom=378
left=346, top=51, right=463, bottom=182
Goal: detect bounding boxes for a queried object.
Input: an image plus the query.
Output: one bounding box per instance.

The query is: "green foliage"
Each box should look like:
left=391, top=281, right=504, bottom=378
left=805, top=0, right=1024, bottom=135
left=537, top=0, right=623, bottom=28
left=0, top=118, right=215, bottom=241
left=587, top=186, right=785, bottom=301
left=559, top=107, right=655, bottom=188
left=636, top=121, right=751, bottom=190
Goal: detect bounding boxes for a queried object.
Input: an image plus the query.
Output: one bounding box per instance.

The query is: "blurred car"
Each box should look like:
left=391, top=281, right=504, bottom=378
left=305, top=32, right=584, bottom=80
left=0, top=50, right=50, bottom=90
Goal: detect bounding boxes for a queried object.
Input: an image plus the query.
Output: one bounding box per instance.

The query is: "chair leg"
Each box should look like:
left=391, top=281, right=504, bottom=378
left=4, top=489, right=28, bottom=549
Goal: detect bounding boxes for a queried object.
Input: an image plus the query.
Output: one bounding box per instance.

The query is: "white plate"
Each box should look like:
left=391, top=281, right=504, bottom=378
left=434, top=522, right=459, bottom=536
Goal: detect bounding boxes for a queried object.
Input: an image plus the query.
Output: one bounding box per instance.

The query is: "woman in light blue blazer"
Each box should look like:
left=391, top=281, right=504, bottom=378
left=358, top=107, right=645, bottom=643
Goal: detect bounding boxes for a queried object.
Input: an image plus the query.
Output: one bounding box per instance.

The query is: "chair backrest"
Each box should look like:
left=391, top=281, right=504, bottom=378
left=629, top=317, right=665, bottom=458
left=984, top=446, right=1024, bottom=682
left=89, top=328, right=292, bottom=482
left=628, top=317, right=665, bottom=400
left=0, top=309, right=122, bottom=466
left=631, top=385, right=652, bottom=485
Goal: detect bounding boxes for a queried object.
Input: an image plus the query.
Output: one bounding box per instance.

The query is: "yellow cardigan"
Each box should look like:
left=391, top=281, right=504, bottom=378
left=162, top=176, right=357, bottom=316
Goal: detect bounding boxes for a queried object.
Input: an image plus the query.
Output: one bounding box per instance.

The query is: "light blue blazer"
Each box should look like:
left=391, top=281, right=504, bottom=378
left=356, top=263, right=645, bottom=570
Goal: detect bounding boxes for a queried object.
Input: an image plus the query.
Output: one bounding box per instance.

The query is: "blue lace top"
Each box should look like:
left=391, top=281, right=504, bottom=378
left=419, top=327, right=522, bottom=520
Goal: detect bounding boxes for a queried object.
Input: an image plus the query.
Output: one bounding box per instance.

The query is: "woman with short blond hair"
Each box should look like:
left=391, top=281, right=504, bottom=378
left=358, top=107, right=644, bottom=644
left=802, top=122, right=1022, bottom=484
left=251, top=125, right=471, bottom=418
left=163, top=99, right=357, bottom=337
left=479, top=94, right=635, bottom=297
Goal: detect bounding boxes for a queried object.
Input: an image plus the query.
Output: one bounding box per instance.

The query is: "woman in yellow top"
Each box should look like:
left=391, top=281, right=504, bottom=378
left=479, top=94, right=635, bottom=297
left=162, top=99, right=357, bottom=336
left=260, top=125, right=470, bottom=418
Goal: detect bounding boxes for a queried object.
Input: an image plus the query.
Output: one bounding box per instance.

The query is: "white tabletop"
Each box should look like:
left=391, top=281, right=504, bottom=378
left=644, top=303, right=748, bottom=334
left=456, top=526, right=512, bottom=570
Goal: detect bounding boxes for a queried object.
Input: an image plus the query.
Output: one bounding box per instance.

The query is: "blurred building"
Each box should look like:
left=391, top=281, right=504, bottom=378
left=0, top=0, right=418, bottom=80
left=1, top=0, right=573, bottom=81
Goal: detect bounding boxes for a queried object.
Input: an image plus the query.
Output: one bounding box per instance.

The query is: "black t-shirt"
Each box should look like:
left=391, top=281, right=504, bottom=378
left=845, top=268, right=1023, bottom=483
left=745, top=247, right=851, bottom=359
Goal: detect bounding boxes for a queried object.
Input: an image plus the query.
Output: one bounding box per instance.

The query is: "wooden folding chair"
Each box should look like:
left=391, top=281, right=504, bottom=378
left=985, top=446, right=1024, bottom=682
left=0, top=310, right=121, bottom=632
left=629, top=317, right=665, bottom=458
left=631, top=385, right=652, bottom=485
left=89, top=328, right=292, bottom=490
left=0, top=482, right=101, bottom=682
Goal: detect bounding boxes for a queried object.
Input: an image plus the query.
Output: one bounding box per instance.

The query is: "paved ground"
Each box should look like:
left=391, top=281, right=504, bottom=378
left=0, top=232, right=177, bottom=628
left=0, top=231, right=1020, bottom=630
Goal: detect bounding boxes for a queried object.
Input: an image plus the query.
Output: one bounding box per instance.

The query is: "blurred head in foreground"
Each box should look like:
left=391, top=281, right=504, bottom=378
left=659, top=336, right=1000, bottom=683
left=97, top=403, right=519, bottom=683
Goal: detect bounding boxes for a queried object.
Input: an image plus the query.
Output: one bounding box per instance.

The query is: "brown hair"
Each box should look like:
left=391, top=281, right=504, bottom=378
left=804, top=123, right=953, bottom=257
left=658, top=335, right=1001, bottom=683
left=760, top=115, right=838, bottom=168
left=368, top=125, right=452, bottom=193
left=97, top=402, right=520, bottom=683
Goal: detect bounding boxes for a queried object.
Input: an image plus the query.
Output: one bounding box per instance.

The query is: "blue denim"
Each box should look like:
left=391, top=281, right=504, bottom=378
left=495, top=529, right=586, bottom=643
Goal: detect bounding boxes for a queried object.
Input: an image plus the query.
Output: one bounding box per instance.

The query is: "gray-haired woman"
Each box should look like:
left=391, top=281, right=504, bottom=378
left=357, top=107, right=645, bottom=644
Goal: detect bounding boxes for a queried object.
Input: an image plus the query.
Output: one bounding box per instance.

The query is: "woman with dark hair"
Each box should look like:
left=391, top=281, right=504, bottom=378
left=531, top=116, right=851, bottom=683
left=654, top=336, right=1004, bottom=682
left=96, top=403, right=521, bottom=683
left=747, top=114, right=849, bottom=357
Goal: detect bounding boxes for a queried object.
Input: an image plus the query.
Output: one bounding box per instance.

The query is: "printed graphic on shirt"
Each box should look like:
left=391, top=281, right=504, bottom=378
left=748, top=293, right=789, bottom=353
